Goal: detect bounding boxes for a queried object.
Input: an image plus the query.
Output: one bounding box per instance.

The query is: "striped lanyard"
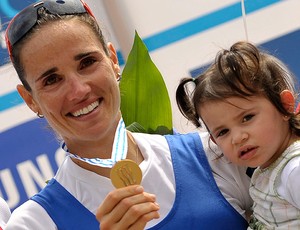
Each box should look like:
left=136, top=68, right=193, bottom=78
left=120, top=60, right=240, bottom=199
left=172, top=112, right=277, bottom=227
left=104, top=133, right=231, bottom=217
left=63, top=118, right=128, bottom=168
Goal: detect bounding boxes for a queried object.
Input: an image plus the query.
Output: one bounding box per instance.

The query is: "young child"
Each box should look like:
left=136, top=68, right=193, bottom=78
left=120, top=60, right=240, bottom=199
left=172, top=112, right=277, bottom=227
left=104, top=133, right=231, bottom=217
left=176, top=41, right=300, bottom=229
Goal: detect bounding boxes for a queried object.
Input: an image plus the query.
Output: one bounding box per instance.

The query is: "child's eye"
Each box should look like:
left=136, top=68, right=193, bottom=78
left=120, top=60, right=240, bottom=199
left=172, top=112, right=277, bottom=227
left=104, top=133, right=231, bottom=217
left=242, top=114, right=254, bottom=122
left=217, top=129, right=229, bottom=137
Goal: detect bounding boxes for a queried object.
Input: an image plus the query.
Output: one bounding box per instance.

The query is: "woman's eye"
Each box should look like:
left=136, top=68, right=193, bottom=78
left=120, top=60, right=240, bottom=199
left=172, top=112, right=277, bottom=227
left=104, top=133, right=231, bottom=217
left=242, top=114, right=254, bottom=122
left=44, top=74, right=60, bottom=86
left=80, top=57, right=97, bottom=69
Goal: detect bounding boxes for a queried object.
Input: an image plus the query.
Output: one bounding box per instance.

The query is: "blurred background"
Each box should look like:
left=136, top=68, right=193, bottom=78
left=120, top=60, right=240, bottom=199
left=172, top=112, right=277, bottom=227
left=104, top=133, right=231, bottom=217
left=1, top=0, right=299, bottom=211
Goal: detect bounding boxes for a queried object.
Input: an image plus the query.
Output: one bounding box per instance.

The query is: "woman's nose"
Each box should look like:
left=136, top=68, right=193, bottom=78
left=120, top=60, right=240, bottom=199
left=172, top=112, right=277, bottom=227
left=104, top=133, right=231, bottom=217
left=65, top=75, right=91, bottom=101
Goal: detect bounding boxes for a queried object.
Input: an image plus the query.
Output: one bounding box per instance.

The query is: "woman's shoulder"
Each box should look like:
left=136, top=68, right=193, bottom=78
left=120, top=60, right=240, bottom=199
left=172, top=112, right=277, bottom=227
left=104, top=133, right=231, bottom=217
left=5, top=200, right=55, bottom=230
left=132, top=131, right=203, bottom=151
left=131, top=132, right=167, bottom=148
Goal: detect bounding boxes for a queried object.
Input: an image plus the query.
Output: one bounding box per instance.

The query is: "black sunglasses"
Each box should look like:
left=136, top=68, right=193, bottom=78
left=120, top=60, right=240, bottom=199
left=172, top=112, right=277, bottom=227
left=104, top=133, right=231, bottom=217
left=5, top=0, right=94, bottom=59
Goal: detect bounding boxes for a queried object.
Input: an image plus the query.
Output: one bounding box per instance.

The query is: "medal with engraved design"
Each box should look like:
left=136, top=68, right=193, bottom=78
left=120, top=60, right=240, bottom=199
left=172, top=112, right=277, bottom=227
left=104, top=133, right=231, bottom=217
left=110, top=159, right=142, bottom=188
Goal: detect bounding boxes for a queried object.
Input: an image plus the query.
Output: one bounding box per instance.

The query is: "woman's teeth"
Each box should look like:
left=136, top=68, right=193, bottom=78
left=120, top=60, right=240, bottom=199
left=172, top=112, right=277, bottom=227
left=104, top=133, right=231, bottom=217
left=72, top=101, right=99, bottom=117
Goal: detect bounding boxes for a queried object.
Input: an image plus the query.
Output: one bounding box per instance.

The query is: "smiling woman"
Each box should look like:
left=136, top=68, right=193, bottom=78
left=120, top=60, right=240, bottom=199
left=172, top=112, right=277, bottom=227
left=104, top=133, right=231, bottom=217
left=15, top=19, right=122, bottom=145
left=4, top=0, right=252, bottom=229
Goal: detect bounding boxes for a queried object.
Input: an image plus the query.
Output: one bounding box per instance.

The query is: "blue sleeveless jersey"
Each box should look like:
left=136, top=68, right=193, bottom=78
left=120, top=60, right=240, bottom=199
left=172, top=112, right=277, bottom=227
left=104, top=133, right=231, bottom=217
left=31, top=132, right=248, bottom=229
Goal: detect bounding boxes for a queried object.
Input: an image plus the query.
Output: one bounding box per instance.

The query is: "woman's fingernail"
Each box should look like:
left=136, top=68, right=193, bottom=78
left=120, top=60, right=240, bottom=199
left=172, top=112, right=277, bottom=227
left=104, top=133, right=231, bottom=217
left=135, top=185, right=144, bottom=193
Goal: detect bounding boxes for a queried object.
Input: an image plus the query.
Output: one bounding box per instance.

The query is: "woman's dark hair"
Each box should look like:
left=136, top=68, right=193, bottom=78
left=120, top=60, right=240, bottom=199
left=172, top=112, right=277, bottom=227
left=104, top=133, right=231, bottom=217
left=10, top=8, right=108, bottom=92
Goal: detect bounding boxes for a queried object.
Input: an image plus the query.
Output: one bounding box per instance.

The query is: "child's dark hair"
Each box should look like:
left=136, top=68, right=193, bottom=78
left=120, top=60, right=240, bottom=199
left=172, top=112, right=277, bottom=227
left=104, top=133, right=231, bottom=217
left=176, top=41, right=300, bottom=136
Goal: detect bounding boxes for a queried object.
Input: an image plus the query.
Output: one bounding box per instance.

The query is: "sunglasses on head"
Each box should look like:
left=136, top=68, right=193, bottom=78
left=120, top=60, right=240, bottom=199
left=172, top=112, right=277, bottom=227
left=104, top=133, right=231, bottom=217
left=5, top=0, right=95, bottom=60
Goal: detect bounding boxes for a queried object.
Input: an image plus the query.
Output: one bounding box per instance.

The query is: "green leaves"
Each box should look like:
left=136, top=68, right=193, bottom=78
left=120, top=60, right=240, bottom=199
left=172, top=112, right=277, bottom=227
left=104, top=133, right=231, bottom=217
left=120, top=31, right=173, bottom=135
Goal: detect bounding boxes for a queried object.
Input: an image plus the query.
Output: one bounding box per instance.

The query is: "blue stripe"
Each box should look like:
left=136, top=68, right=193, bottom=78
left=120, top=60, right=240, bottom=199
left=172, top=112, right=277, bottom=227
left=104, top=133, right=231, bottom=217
left=117, top=50, right=125, bottom=66
left=0, top=91, right=23, bottom=112
left=143, top=0, right=281, bottom=51
left=0, top=0, right=19, bottom=18
left=0, top=0, right=280, bottom=112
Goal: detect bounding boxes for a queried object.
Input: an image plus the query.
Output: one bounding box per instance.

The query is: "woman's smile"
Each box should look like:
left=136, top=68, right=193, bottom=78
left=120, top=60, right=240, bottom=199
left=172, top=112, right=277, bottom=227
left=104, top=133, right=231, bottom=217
left=71, top=99, right=100, bottom=117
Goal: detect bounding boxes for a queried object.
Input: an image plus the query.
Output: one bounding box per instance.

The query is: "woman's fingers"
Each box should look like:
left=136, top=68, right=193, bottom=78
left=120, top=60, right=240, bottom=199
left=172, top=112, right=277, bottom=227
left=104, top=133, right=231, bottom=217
left=97, top=185, right=144, bottom=220
left=101, top=201, right=160, bottom=230
left=109, top=191, right=157, bottom=222
left=123, top=204, right=160, bottom=230
left=128, top=211, right=160, bottom=230
left=97, top=185, right=160, bottom=230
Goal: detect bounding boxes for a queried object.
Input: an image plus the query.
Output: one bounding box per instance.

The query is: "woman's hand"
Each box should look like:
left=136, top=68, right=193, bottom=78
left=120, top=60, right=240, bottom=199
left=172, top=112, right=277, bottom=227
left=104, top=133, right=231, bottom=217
left=96, top=185, right=160, bottom=230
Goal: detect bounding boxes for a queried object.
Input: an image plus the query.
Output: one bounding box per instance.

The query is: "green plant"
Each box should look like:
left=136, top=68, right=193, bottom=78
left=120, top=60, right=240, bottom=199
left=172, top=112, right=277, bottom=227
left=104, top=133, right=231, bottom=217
left=120, top=31, right=173, bottom=135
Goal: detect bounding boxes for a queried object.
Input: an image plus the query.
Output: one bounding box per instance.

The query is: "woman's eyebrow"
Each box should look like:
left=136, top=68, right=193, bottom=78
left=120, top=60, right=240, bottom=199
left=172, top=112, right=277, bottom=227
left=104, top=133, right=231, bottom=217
left=74, top=51, right=96, bottom=61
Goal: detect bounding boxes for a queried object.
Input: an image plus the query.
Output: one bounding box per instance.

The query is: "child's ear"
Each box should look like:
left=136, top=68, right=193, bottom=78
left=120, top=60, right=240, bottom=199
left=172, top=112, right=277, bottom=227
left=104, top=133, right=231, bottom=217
left=280, top=90, right=295, bottom=113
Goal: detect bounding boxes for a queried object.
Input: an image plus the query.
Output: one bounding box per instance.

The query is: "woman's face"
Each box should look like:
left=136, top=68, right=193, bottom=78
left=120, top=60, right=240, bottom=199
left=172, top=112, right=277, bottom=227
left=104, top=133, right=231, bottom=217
left=18, top=18, right=121, bottom=148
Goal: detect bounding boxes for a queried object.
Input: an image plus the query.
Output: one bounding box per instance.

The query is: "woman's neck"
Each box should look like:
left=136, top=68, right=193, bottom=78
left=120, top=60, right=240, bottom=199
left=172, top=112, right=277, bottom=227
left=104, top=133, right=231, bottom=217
left=71, top=131, right=144, bottom=178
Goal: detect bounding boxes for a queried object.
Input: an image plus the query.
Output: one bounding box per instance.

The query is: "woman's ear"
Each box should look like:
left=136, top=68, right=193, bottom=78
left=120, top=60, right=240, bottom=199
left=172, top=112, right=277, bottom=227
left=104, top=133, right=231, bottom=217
left=107, top=42, right=120, bottom=74
left=280, top=90, right=295, bottom=113
left=17, top=84, right=40, bottom=114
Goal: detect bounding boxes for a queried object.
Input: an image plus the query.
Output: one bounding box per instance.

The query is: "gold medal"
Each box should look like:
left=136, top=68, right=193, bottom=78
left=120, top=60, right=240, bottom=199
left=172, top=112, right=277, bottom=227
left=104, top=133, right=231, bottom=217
left=110, top=159, right=142, bottom=188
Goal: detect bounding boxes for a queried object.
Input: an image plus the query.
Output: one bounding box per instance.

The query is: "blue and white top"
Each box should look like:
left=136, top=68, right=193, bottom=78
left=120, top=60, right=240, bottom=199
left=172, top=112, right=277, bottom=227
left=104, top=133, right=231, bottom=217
left=6, top=132, right=252, bottom=229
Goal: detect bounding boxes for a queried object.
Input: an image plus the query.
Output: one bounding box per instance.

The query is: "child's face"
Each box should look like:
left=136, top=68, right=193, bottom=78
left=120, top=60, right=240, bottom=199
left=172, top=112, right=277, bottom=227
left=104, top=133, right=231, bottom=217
left=199, top=96, right=291, bottom=168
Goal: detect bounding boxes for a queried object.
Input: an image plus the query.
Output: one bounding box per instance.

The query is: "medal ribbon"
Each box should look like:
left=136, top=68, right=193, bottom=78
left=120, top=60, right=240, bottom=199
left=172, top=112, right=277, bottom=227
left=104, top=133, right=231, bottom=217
left=63, top=118, right=128, bottom=168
